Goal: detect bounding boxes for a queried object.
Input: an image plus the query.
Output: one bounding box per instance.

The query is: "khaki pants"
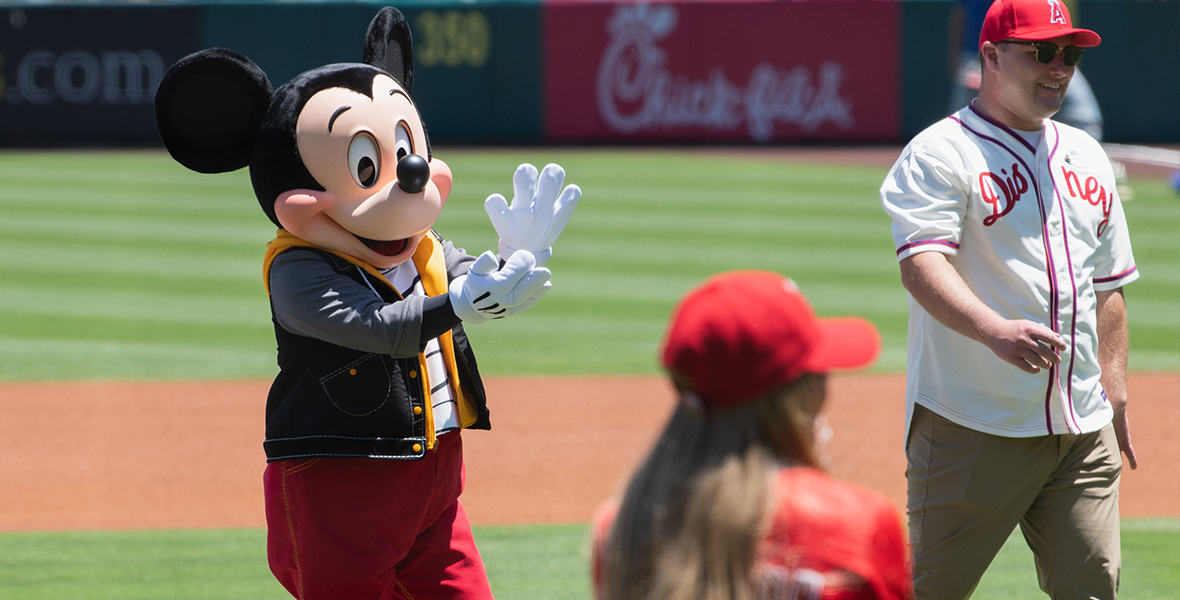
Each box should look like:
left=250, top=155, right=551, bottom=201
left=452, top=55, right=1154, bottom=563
left=906, top=404, right=1122, bottom=600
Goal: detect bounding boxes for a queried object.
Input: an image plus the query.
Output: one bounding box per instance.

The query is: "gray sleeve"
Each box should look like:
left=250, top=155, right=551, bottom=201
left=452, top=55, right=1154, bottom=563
left=444, top=239, right=477, bottom=280
left=269, top=250, right=425, bottom=358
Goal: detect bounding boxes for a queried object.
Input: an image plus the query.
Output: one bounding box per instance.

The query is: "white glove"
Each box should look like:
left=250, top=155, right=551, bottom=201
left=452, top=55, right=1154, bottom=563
left=484, top=163, right=580, bottom=268
left=448, top=250, right=551, bottom=325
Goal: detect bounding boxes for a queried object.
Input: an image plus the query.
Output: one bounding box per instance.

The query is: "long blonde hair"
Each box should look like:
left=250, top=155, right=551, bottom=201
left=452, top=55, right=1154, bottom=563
left=600, top=373, right=827, bottom=600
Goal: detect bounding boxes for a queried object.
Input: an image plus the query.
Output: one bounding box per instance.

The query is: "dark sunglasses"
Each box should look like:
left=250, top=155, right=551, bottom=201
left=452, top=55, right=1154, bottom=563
left=999, top=41, right=1085, bottom=67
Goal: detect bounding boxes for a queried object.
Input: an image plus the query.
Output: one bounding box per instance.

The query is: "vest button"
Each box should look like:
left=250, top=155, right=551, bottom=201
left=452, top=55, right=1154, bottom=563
left=413, top=406, right=423, bottom=415
left=412, top=443, right=422, bottom=453
left=349, top=368, right=357, bottom=376
left=409, top=370, right=418, bottom=378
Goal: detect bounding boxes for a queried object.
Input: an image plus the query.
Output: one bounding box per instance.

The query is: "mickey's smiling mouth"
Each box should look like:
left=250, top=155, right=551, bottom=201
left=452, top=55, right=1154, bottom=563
left=357, top=235, right=410, bottom=256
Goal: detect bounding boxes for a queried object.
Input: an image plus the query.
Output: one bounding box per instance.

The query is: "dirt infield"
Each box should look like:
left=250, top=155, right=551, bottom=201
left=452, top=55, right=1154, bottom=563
left=0, top=373, right=1175, bottom=532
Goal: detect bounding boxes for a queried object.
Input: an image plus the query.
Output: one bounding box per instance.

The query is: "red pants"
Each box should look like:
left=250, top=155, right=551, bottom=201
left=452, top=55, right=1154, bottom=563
left=264, top=433, right=493, bottom=600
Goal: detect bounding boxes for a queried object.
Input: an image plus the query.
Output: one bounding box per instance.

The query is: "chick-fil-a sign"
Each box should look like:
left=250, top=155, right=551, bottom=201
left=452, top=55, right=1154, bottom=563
left=544, top=1, right=900, bottom=143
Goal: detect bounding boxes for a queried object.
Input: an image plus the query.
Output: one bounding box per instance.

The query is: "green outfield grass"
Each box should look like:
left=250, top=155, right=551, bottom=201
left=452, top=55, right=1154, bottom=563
left=1, top=149, right=1176, bottom=598
left=1, top=149, right=1176, bottom=381
left=1, top=520, right=1177, bottom=599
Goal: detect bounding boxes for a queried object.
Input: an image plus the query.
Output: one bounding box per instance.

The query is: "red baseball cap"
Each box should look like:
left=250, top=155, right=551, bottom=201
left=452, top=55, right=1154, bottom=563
left=980, top=0, right=1101, bottom=49
left=660, top=271, right=881, bottom=410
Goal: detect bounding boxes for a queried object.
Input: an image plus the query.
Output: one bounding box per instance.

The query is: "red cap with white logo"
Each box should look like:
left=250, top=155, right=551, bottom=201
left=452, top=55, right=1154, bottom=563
left=980, top=0, right=1101, bottom=49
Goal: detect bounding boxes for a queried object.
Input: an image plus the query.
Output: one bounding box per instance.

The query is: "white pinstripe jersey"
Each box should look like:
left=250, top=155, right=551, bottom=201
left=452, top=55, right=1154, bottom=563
left=881, top=103, right=1138, bottom=438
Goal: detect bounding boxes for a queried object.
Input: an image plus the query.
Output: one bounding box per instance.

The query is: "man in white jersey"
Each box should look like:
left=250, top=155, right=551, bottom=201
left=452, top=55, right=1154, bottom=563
left=880, top=0, right=1138, bottom=597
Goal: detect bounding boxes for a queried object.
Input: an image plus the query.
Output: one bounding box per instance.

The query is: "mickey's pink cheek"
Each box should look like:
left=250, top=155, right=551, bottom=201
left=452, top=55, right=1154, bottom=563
left=429, top=158, right=453, bottom=206
left=273, top=190, right=337, bottom=234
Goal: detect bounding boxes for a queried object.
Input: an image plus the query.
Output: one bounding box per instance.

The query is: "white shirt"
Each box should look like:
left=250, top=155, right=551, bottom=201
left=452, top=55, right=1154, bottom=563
left=385, top=261, right=461, bottom=436
left=881, top=104, right=1138, bottom=438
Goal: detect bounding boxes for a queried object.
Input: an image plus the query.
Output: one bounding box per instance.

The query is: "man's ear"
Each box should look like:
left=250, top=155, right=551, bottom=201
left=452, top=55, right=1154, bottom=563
left=155, top=48, right=273, bottom=174
left=980, top=42, right=1001, bottom=71
left=362, top=7, right=414, bottom=94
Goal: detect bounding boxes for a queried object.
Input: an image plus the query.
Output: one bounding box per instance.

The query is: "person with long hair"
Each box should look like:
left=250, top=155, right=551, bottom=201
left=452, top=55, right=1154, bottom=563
left=592, top=271, right=912, bottom=600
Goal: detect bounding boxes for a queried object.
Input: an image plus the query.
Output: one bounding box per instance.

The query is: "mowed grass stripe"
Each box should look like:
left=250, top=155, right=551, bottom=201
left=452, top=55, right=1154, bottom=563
left=0, top=338, right=275, bottom=381
left=1, top=521, right=1177, bottom=600
left=559, top=243, right=901, bottom=284
left=0, top=242, right=264, bottom=282
left=1, top=267, right=262, bottom=299
left=0, top=151, right=254, bottom=213
left=567, top=213, right=891, bottom=252
left=1, top=317, right=270, bottom=349
left=0, top=149, right=1175, bottom=381
left=0, top=286, right=270, bottom=327
left=0, top=212, right=273, bottom=251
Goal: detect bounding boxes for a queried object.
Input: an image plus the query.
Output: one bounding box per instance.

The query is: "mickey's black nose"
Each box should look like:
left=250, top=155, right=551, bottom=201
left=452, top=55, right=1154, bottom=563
left=396, top=154, right=430, bottom=194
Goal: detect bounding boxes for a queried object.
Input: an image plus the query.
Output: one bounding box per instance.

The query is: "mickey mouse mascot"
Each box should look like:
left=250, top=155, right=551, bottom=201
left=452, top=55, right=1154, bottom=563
left=154, top=7, right=579, bottom=599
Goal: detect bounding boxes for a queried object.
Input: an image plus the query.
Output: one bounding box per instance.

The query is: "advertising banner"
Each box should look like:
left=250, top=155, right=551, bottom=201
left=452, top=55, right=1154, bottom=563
left=0, top=6, right=201, bottom=146
left=388, top=4, right=543, bottom=143
left=198, top=2, right=544, bottom=144
left=544, top=0, right=901, bottom=143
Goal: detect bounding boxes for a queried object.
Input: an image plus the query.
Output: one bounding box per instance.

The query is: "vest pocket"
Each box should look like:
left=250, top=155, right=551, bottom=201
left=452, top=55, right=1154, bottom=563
left=319, top=354, right=394, bottom=417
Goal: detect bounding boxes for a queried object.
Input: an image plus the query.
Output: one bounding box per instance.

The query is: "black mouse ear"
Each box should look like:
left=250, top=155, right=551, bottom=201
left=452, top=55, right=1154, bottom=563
left=362, top=7, right=414, bottom=93
left=155, top=48, right=273, bottom=174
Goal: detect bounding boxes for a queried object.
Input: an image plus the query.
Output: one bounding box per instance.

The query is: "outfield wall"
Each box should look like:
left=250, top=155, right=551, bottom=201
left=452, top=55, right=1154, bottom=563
left=0, top=0, right=1175, bottom=147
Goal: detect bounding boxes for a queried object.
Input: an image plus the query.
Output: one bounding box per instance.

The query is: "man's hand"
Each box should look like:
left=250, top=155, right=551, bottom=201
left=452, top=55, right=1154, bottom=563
left=1111, top=399, right=1138, bottom=470
left=982, top=319, right=1067, bottom=374
left=484, top=163, right=580, bottom=268
left=448, top=251, right=551, bottom=325
left=900, top=252, right=1070, bottom=374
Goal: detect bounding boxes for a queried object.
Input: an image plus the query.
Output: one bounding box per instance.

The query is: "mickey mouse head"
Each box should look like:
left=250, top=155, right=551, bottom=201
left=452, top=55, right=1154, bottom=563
left=155, top=7, right=450, bottom=269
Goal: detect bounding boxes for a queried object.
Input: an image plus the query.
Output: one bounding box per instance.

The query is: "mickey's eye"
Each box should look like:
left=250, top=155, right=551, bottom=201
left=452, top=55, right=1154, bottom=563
left=394, top=123, right=413, bottom=162
left=348, top=133, right=380, bottom=188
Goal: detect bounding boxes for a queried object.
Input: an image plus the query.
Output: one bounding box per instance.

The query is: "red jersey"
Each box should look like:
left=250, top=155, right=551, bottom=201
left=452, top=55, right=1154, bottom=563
left=591, top=467, right=912, bottom=600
